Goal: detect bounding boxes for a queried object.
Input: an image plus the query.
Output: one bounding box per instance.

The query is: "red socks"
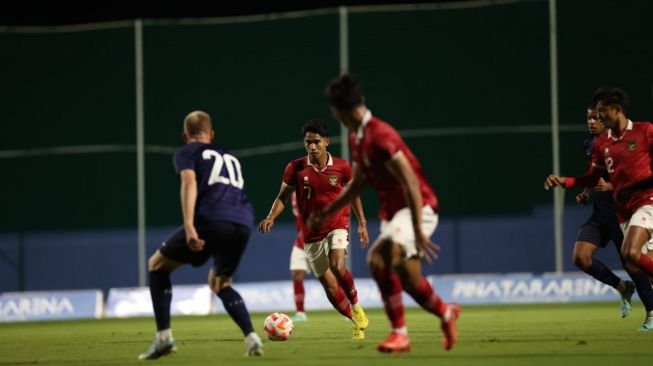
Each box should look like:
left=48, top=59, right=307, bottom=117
left=405, top=277, right=447, bottom=317
left=325, top=286, right=353, bottom=318
left=372, top=269, right=406, bottom=328
left=637, top=253, right=653, bottom=277
left=337, top=270, right=359, bottom=305
left=293, top=278, right=305, bottom=313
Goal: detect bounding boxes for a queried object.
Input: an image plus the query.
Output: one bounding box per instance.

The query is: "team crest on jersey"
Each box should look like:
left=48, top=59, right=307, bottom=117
left=328, top=175, right=338, bottom=186
left=626, top=139, right=636, bottom=151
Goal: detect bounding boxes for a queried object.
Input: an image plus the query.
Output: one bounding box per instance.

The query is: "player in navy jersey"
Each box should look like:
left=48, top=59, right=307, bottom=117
left=258, top=119, right=370, bottom=339
left=545, top=88, right=653, bottom=330
left=138, top=111, right=264, bottom=360
left=311, top=74, right=460, bottom=353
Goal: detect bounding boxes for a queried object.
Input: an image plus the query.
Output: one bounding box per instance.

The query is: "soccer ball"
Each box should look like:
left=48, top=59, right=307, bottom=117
left=263, top=312, right=294, bottom=341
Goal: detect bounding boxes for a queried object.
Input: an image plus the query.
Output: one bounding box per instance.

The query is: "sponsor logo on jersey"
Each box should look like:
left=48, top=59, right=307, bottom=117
left=626, top=139, right=636, bottom=151
left=328, top=175, right=338, bottom=186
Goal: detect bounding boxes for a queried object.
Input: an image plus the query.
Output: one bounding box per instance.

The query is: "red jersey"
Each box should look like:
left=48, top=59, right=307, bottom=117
left=349, top=111, right=438, bottom=220
left=282, top=153, right=351, bottom=242
left=290, top=191, right=304, bottom=249
left=565, top=120, right=653, bottom=222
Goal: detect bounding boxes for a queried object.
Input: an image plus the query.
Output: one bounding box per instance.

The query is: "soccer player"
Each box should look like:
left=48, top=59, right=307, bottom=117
left=258, top=119, right=370, bottom=339
left=138, top=111, right=264, bottom=360
left=311, top=74, right=460, bottom=353
left=289, top=191, right=310, bottom=322
left=562, top=94, right=653, bottom=323
left=545, top=88, right=653, bottom=329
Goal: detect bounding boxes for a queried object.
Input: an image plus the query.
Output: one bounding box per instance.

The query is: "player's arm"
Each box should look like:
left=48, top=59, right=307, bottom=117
left=594, top=177, right=613, bottom=192
left=384, top=151, right=439, bottom=263
left=545, top=144, right=605, bottom=190
left=258, top=182, right=294, bottom=233
left=350, top=195, right=369, bottom=248
left=576, top=187, right=592, bottom=205
left=310, top=162, right=367, bottom=228
left=180, top=169, right=205, bottom=252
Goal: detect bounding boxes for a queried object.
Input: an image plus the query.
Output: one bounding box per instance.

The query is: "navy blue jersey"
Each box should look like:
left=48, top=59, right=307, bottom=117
left=173, top=142, right=254, bottom=228
left=583, top=136, right=616, bottom=223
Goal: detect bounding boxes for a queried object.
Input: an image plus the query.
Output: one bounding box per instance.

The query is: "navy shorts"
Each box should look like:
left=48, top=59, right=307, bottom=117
left=159, top=221, right=251, bottom=277
left=576, top=213, right=624, bottom=249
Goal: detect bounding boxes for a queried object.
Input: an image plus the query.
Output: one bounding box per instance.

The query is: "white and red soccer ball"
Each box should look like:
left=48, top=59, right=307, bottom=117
left=263, top=312, right=294, bottom=341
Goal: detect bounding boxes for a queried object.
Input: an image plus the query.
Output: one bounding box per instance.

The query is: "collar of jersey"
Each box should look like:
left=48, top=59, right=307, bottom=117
left=306, top=152, right=333, bottom=172
left=607, top=119, right=633, bottom=141
left=356, top=109, right=373, bottom=142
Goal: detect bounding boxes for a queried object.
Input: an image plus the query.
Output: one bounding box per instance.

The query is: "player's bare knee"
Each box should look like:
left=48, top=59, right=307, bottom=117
left=367, top=251, right=385, bottom=271
left=209, top=274, right=231, bottom=293
left=572, top=252, right=592, bottom=271
left=148, top=251, right=164, bottom=271
left=318, top=274, right=338, bottom=292
left=329, top=261, right=346, bottom=275
left=620, top=243, right=637, bottom=263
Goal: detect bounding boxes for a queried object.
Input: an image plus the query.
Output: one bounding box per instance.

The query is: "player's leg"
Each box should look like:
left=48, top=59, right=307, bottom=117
left=138, top=228, right=186, bottom=360
left=291, top=270, right=307, bottom=321
left=305, top=240, right=355, bottom=329
left=572, top=241, right=621, bottom=287
left=574, top=217, right=631, bottom=306
left=610, top=220, right=653, bottom=327
left=621, top=207, right=653, bottom=277
left=620, top=221, right=653, bottom=329
left=327, top=230, right=368, bottom=331
left=208, top=222, right=262, bottom=356
left=369, top=237, right=410, bottom=352
left=396, top=256, right=459, bottom=351
left=290, top=245, right=309, bottom=321
left=573, top=239, right=633, bottom=317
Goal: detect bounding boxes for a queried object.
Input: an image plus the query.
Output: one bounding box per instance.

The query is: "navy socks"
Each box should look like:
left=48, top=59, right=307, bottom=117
left=149, top=270, right=172, bottom=331
left=217, top=286, right=254, bottom=336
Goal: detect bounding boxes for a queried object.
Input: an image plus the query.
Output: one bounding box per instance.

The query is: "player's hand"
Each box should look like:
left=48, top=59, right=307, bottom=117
left=544, top=174, right=565, bottom=190
left=185, top=226, right=205, bottom=252
left=594, top=177, right=613, bottom=192
left=258, top=218, right=274, bottom=233
left=415, top=233, right=440, bottom=264
left=576, top=191, right=590, bottom=205
left=358, top=222, right=369, bottom=248
left=306, top=212, right=325, bottom=230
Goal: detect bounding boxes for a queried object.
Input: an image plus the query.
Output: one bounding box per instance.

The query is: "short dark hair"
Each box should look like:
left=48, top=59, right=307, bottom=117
left=589, top=87, right=609, bottom=109
left=325, top=73, right=364, bottom=111
left=596, top=87, right=629, bottom=113
left=302, top=119, right=329, bottom=137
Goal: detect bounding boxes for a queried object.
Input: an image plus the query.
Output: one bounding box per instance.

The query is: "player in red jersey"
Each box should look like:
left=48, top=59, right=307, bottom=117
left=545, top=88, right=653, bottom=327
left=258, top=119, right=370, bottom=339
left=311, top=74, right=461, bottom=353
left=289, top=191, right=310, bottom=322
left=544, top=91, right=653, bottom=329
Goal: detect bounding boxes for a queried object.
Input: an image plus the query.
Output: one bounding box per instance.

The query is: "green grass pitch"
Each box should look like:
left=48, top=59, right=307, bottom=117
left=0, top=302, right=650, bottom=366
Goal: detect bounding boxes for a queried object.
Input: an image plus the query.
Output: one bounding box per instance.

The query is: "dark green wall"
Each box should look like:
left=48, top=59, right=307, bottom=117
left=1, top=0, right=652, bottom=231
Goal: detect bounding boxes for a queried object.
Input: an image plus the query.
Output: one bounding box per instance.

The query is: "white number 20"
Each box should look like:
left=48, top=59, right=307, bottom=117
left=202, top=150, right=244, bottom=189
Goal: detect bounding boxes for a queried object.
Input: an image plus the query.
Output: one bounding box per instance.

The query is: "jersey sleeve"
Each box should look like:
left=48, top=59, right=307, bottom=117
left=341, top=161, right=352, bottom=185
left=564, top=143, right=604, bottom=188
left=173, top=147, right=195, bottom=173
left=282, top=161, right=296, bottom=186
left=373, top=128, right=402, bottom=162
left=646, top=122, right=653, bottom=150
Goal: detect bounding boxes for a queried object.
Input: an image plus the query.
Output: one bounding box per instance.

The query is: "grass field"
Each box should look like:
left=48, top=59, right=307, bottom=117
left=0, top=302, right=650, bottom=366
